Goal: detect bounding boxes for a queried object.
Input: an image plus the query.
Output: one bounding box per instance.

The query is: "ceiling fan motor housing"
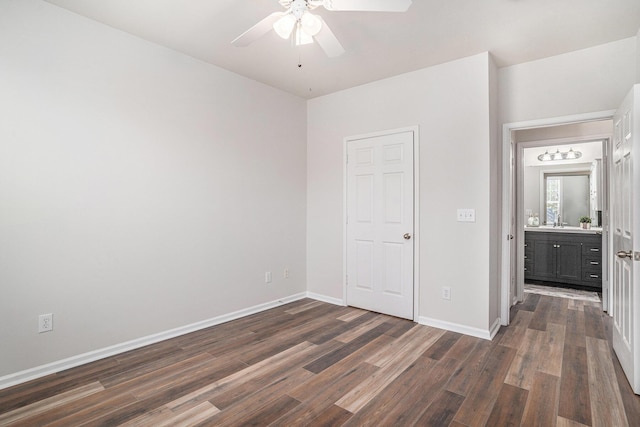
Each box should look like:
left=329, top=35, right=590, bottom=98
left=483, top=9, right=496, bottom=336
left=291, top=0, right=309, bottom=19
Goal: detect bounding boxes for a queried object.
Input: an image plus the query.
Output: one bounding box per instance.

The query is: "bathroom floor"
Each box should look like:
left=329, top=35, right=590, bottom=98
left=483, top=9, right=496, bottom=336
left=524, top=283, right=601, bottom=303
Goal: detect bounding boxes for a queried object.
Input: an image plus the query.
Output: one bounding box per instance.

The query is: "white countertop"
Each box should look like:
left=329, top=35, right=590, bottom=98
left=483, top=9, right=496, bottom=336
left=525, top=225, right=602, bottom=234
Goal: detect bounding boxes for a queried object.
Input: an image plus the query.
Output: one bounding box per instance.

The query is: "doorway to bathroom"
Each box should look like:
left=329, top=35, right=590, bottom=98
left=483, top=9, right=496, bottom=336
left=514, top=121, right=612, bottom=311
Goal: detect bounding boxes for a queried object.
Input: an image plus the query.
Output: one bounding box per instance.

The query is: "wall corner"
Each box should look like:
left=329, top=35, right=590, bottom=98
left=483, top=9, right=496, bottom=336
left=636, top=28, right=640, bottom=83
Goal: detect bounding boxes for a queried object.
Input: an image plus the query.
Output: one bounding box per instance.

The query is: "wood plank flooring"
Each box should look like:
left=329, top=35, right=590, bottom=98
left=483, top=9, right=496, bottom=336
left=1, top=294, right=639, bottom=426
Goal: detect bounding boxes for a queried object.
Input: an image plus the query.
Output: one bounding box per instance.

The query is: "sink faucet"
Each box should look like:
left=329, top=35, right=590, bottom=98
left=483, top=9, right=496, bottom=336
left=554, top=215, right=563, bottom=228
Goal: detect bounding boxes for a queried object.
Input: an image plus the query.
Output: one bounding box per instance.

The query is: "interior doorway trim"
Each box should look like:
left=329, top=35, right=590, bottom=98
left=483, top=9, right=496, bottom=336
left=515, top=136, right=611, bottom=308
left=342, top=126, right=420, bottom=322
left=501, top=111, right=615, bottom=326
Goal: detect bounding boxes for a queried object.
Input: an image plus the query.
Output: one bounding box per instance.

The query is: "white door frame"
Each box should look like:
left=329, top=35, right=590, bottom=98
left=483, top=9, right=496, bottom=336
left=514, top=136, right=611, bottom=308
left=343, top=126, right=420, bottom=322
left=501, top=111, right=615, bottom=325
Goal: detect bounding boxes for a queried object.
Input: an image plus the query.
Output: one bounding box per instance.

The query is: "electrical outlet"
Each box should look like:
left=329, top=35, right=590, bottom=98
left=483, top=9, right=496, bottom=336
left=284, top=268, right=289, bottom=279
left=38, top=313, right=53, bottom=333
left=265, top=271, right=272, bottom=283
left=442, top=287, right=451, bottom=301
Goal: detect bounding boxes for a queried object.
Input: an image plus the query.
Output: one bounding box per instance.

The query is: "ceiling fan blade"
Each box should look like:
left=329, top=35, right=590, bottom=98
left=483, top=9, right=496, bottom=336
left=322, top=0, right=412, bottom=12
left=313, top=17, right=345, bottom=57
left=232, top=12, right=284, bottom=47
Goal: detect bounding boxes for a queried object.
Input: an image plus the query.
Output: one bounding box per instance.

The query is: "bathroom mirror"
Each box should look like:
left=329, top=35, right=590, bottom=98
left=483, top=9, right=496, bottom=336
left=543, top=172, right=589, bottom=226
left=523, top=163, right=592, bottom=227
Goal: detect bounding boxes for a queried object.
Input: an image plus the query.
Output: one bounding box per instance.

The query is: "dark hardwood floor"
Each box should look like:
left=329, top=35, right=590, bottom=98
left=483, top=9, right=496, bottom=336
left=1, top=294, right=639, bottom=426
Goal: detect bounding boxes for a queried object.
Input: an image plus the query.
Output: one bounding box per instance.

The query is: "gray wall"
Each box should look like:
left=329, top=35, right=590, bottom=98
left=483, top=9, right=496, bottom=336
left=0, top=0, right=307, bottom=379
left=499, top=37, right=636, bottom=124
left=307, top=53, right=498, bottom=334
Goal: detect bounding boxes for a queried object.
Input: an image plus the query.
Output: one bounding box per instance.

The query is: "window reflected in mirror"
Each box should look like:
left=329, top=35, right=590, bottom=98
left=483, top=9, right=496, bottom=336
left=545, top=176, right=560, bottom=225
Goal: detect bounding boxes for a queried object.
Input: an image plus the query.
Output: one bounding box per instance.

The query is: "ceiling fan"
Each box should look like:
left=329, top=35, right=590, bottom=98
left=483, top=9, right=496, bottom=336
left=232, top=0, right=413, bottom=57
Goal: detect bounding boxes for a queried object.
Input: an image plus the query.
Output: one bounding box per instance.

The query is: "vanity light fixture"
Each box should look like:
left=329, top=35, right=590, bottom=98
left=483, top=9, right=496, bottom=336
left=538, top=148, right=582, bottom=162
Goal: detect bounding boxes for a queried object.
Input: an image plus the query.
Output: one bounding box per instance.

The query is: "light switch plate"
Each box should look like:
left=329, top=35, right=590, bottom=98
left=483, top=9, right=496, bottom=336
left=457, top=209, right=476, bottom=222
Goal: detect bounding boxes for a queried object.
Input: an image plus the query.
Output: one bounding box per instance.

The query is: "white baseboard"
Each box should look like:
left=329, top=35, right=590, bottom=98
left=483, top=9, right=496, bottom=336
left=0, top=292, right=307, bottom=391
left=418, top=316, right=502, bottom=341
left=306, top=292, right=345, bottom=306
left=489, top=317, right=502, bottom=339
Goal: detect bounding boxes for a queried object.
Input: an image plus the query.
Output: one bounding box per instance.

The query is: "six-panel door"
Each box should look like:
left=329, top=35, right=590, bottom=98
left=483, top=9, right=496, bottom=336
left=346, top=131, right=414, bottom=320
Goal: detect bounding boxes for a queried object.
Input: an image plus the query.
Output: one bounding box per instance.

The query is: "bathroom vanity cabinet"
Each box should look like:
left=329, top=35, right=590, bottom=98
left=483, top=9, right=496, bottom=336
left=524, top=230, right=602, bottom=289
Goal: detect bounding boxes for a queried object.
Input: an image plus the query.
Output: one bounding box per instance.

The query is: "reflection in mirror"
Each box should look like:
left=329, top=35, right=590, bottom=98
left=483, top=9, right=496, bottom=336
left=546, top=176, right=560, bottom=224
left=543, top=173, right=589, bottom=226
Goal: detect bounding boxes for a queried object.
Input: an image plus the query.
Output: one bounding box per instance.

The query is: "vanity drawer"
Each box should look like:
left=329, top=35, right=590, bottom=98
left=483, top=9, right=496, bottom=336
left=583, top=256, right=602, bottom=269
left=582, top=270, right=603, bottom=283
left=524, top=259, right=533, bottom=276
left=524, top=238, right=533, bottom=278
left=582, top=252, right=602, bottom=287
left=582, top=242, right=602, bottom=255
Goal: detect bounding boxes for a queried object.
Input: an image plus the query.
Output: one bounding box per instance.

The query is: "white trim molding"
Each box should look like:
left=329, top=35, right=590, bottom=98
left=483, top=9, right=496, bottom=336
left=500, top=110, right=616, bottom=326
left=0, top=293, right=308, bottom=391
left=306, top=292, right=345, bottom=306
left=419, top=316, right=502, bottom=341
left=342, top=125, right=421, bottom=321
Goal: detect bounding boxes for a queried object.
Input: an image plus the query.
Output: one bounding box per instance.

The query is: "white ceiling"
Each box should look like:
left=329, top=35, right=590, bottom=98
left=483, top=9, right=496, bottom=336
left=44, top=0, right=640, bottom=99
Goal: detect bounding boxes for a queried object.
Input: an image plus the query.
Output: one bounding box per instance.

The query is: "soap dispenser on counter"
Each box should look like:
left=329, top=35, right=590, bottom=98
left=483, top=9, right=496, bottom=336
left=527, top=213, right=534, bottom=227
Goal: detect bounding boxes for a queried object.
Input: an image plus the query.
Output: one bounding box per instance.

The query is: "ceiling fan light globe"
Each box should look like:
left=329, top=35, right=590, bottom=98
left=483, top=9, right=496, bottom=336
left=295, top=26, right=314, bottom=45
left=301, top=12, right=323, bottom=36
left=273, top=14, right=296, bottom=39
